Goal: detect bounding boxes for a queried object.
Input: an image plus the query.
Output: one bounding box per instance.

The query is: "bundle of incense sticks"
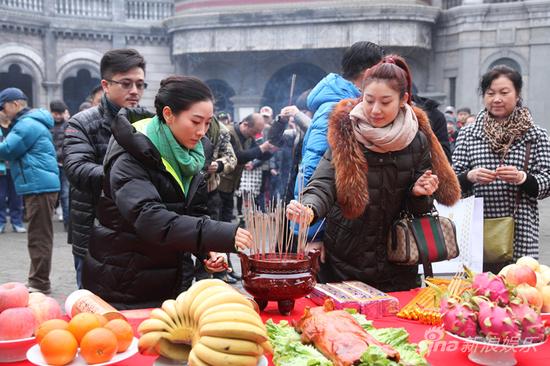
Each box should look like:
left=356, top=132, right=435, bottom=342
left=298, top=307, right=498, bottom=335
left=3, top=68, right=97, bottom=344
left=243, top=174, right=311, bottom=259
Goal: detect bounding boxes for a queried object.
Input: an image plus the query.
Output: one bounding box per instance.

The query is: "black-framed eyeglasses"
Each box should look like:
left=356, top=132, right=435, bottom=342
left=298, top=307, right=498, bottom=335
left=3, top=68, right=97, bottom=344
left=106, top=79, right=148, bottom=90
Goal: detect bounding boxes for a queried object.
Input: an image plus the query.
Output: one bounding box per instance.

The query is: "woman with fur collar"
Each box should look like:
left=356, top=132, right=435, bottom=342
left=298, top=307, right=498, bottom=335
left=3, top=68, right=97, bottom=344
left=287, top=55, right=460, bottom=291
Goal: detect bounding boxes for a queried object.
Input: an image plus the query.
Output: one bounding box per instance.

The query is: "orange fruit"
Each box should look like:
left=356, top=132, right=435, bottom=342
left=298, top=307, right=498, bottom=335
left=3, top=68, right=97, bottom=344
left=67, top=312, right=103, bottom=344
left=39, top=329, right=78, bottom=366
left=95, top=314, right=108, bottom=326
left=35, top=319, right=69, bottom=343
left=80, top=328, right=118, bottom=364
left=104, top=319, right=134, bottom=353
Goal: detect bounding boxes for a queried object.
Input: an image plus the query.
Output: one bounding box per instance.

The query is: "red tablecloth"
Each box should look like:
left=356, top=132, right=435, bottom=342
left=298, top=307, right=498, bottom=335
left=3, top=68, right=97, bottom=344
left=6, top=289, right=550, bottom=365
left=258, top=289, right=550, bottom=366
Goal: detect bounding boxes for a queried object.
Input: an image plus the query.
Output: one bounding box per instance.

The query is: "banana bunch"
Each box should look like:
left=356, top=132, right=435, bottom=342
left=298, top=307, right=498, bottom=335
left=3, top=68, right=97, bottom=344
left=137, top=278, right=272, bottom=365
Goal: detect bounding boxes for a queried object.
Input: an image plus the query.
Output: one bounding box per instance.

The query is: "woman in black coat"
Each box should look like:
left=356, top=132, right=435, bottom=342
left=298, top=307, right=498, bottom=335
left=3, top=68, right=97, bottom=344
left=83, top=76, right=252, bottom=309
left=287, top=56, right=461, bottom=292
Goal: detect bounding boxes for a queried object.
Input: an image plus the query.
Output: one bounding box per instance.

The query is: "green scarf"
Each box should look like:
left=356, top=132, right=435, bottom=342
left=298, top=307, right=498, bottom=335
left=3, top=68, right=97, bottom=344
left=145, top=116, right=205, bottom=196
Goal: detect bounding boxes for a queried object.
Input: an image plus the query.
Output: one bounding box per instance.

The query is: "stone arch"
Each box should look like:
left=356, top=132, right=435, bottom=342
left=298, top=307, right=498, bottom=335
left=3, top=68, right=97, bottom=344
left=205, top=79, right=236, bottom=118
left=481, top=50, right=527, bottom=76
left=0, top=43, right=45, bottom=107
left=0, top=64, right=35, bottom=108
left=488, top=57, right=521, bottom=73
left=56, top=49, right=102, bottom=85
left=62, top=69, right=101, bottom=115
left=57, top=50, right=102, bottom=114
left=261, top=62, right=326, bottom=115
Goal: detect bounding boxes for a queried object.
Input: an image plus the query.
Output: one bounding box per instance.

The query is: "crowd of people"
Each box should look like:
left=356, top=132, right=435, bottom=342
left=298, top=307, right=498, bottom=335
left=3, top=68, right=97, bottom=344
left=0, top=40, right=549, bottom=309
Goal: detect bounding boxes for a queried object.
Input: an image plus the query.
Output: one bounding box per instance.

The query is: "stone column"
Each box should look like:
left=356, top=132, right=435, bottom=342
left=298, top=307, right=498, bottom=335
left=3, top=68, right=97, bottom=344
left=41, top=0, right=59, bottom=107
left=528, top=44, right=549, bottom=126
left=112, top=0, right=127, bottom=48
left=457, top=47, right=481, bottom=113
left=231, top=95, right=263, bottom=122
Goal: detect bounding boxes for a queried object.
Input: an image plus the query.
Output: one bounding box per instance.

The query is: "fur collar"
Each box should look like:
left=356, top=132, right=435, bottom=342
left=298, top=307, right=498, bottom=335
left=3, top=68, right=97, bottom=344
left=328, top=98, right=461, bottom=219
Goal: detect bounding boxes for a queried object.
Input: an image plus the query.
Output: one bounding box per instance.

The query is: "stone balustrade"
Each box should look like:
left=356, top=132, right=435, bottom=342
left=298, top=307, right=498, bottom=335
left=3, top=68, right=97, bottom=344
left=0, top=0, right=173, bottom=19
left=0, top=0, right=43, bottom=12
left=442, top=0, right=462, bottom=8
left=443, top=0, right=522, bottom=8
left=126, top=0, right=173, bottom=20
left=0, top=0, right=524, bottom=16
left=55, top=0, right=111, bottom=18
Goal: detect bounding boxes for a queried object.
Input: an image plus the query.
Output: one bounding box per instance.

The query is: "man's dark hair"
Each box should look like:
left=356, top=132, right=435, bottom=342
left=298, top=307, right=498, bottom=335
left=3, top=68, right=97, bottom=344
left=79, top=101, right=92, bottom=111
left=50, top=100, right=68, bottom=113
left=457, top=107, right=471, bottom=114
left=89, top=85, right=103, bottom=98
left=341, top=41, right=385, bottom=81
left=154, top=75, right=213, bottom=122
left=100, top=48, right=146, bottom=80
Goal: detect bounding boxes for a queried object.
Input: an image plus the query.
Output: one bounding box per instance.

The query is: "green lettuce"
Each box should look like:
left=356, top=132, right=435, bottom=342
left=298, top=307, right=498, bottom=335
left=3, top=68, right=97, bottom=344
left=368, top=327, right=410, bottom=347
left=359, top=345, right=398, bottom=366
left=266, top=319, right=332, bottom=366
left=354, top=313, right=429, bottom=366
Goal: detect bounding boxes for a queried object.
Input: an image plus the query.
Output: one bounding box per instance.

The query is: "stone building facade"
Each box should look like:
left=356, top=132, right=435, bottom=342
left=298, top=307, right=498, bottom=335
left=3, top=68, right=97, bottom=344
left=1, top=0, right=549, bottom=129
left=0, top=0, right=174, bottom=113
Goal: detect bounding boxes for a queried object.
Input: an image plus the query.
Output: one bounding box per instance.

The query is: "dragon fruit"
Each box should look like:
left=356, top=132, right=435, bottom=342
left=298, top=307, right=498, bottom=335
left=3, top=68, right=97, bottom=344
left=441, top=297, right=478, bottom=338
left=510, top=303, right=547, bottom=342
left=472, top=272, right=510, bottom=305
left=477, top=300, right=520, bottom=342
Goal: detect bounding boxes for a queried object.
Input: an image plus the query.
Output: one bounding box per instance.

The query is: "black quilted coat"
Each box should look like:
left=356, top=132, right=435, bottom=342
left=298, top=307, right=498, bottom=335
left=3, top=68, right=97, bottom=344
left=63, top=98, right=153, bottom=257
left=82, top=112, right=238, bottom=309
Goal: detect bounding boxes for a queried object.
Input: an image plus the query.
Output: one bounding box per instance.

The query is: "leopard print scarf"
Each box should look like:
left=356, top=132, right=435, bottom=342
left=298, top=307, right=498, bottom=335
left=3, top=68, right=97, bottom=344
left=483, top=106, right=533, bottom=158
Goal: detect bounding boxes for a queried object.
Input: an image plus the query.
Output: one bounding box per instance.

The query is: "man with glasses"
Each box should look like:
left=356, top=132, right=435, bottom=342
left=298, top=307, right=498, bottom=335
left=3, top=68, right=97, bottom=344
left=63, top=49, right=153, bottom=288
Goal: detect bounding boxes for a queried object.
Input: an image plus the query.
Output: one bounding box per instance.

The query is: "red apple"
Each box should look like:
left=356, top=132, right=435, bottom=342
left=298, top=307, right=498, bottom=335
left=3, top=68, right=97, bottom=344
left=28, top=296, right=62, bottom=325
left=516, top=256, right=540, bottom=272
left=499, top=264, right=515, bottom=278
left=27, top=292, right=47, bottom=305
left=515, top=284, right=543, bottom=311
left=0, top=282, right=29, bottom=313
left=504, top=264, right=537, bottom=287
left=0, top=307, right=36, bottom=340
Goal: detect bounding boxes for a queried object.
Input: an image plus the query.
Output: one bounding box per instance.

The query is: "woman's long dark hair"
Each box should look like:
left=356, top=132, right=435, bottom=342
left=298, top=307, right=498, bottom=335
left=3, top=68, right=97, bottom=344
left=154, top=75, right=213, bottom=122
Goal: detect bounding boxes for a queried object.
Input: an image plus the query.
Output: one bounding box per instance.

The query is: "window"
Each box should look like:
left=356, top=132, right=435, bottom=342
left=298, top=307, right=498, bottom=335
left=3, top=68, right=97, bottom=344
left=449, top=77, right=456, bottom=108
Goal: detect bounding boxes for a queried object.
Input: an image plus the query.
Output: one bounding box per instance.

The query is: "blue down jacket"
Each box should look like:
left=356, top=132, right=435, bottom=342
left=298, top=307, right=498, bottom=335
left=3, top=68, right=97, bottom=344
left=294, top=73, right=360, bottom=239
left=0, top=108, right=59, bottom=195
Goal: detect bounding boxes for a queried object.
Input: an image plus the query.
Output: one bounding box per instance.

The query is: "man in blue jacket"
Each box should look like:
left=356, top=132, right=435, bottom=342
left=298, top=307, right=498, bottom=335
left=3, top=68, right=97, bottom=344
left=0, top=88, right=60, bottom=294
left=294, top=41, right=384, bottom=258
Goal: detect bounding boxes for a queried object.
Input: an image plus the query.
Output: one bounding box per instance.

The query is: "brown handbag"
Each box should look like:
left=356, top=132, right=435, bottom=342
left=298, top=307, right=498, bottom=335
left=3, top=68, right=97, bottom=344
left=387, top=209, right=459, bottom=278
